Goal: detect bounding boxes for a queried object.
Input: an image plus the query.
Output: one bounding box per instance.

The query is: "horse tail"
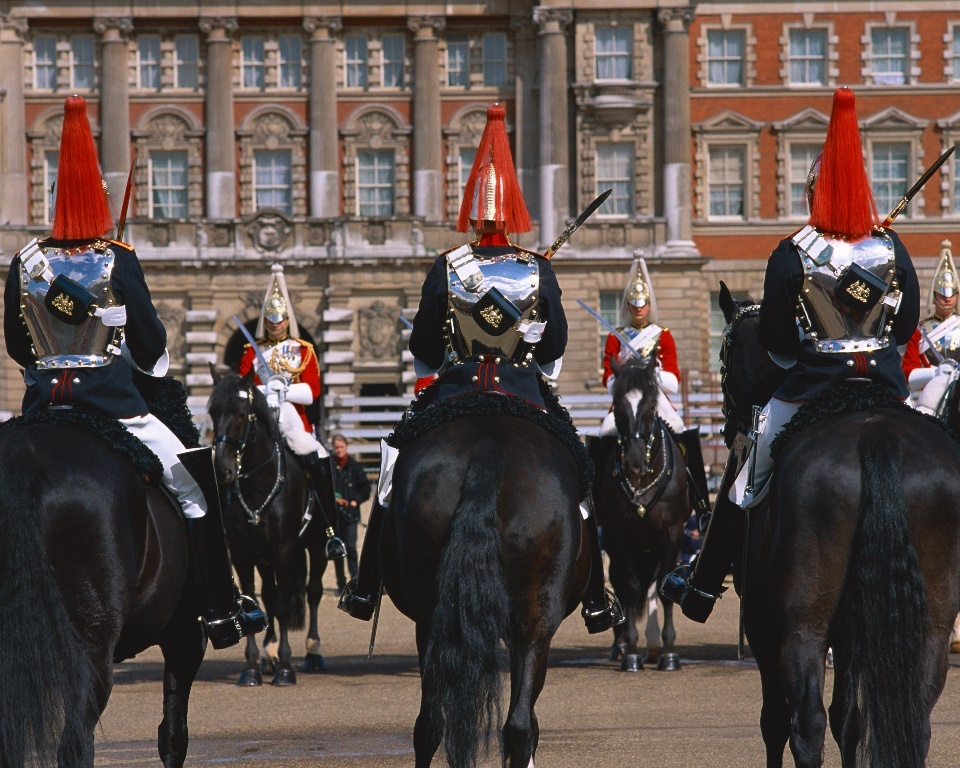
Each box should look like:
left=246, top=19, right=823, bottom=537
left=0, top=461, right=95, bottom=767
left=422, top=456, right=510, bottom=768
left=837, top=421, right=928, bottom=768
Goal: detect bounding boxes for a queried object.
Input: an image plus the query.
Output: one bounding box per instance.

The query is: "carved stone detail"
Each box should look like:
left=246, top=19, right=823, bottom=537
left=303, top=16, right=342, bottom=36
left=198, top=17, right=238, bottom=37
left=357, top=301, right=401, bottom=362
left=245, top=211, right=294, bottom=255
left=92, top=17, right=134, bottom=37
left=656, top=7, right=697, bottom=32
left=156, top=302, right=186, bottom=361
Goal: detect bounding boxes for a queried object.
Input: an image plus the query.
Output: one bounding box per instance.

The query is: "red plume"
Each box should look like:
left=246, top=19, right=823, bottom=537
left=809, top=88, right=878, bottom=238
left=51, top=96, right=113, bottom=240
left=457, top=104, right=531, bottom=234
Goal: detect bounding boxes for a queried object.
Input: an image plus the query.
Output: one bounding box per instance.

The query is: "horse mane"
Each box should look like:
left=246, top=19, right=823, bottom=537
left=208, top=371, right=279, bottom=440
left=611, top=357, right=659, bottom=420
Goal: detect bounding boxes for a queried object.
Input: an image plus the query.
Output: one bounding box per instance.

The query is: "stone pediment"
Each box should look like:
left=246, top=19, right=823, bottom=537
left=861, top=107, right=928, bottom=131
left=693, top=110, right=765, bottom=134
left=242, top=209, right=294, bottom=256
left=772, top=108, right=829, bottom=133
left=937, top=109, right=960, bottom=129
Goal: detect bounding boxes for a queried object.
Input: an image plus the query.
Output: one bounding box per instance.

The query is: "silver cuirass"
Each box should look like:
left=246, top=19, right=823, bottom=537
left=19, top=241, right=118, bottom=368
left=445, top=244, right=540, bottom=363
left=921, top=315, right=960, bottom=362
left=795, top=229, right=899, bottom=353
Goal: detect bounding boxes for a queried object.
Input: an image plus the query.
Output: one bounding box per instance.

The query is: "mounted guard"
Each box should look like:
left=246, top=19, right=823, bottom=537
left=237, top=265, right=342, bottom=551
left=2, top=95, right=266, bottom=649
left=661, top=87, right=920, bottom=622
left=339, top=103, right=623, bottom=633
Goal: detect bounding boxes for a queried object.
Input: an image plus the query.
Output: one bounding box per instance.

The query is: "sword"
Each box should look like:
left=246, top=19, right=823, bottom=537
left=367, top=586, right=384, bottom=660
left=543, top=189, right=612, bottom=260
left=398, top=315, right=413, bottom=331
left=920, top=325, right=945, bottom=366
left=882, top=145, right=956, bottom=228
left=576, top=299, right=645, bottom=361
left=231, top=315, right=273, bottom=383
left=116, top=156, right=136, bottom=242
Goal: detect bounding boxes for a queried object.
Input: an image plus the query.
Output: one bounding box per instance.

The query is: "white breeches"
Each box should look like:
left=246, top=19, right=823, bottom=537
left=915, top=370, right=956, bottom=416
left=377, top=439, right=399, bottom=506
left=277, top=401, right=328, bottom=458
left=731, top=398, right=803, bottom=508
left=599, top=390, right=685, bottom=437
left=120, top=413, right=206, bottom=519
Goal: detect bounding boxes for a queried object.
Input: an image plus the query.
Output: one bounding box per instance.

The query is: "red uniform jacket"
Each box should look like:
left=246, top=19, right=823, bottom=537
left=238, top=338, right=321, bottom=430
left=602, top=326, right=680, bottom=389
left=901, top=327, right=930, bottom=382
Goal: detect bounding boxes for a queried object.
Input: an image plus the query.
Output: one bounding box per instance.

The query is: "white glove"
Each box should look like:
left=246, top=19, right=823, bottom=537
left=264, top=376, right=287, bottom=408
left=657, top=369, right=679, bottom=395
left=285, top=382, right=313, bottom=405
left=908, top=367, right=936, bottom=392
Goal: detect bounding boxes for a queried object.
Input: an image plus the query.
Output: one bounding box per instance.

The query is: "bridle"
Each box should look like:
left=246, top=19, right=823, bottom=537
left=720, top=303, right=761, bottom=431
left=213, top=381, right=286, bottom=525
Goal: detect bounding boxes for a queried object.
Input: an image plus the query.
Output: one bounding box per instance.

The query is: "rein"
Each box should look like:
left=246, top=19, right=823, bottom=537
left=614, top=416, right=673, bottom=517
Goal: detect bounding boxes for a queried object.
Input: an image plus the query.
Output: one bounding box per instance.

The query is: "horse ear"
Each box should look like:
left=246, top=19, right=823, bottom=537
left=718, top=281, right=736, bottom=324
left=610, top=355, right=622, bottom=377
left=209, top=362, right=221, bottom=385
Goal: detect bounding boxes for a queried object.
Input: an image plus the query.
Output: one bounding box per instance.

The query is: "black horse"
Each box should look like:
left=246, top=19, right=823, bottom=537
left=378, top=413, right=590, bottom=768
left=0, top=424, right=203, bottom=768
left=718, top=283, right=960, bottom=768
left=208, top=371, right=328, bottom=686
left=596, top=355, right=690, bottom=672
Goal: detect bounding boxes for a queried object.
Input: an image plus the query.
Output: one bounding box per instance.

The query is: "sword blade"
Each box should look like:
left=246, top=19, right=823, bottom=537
left=575, top=299, right=644, bottom=361
left=543, top=189, right=612, bottom=259
left=231, top=314, right=273, bottom=381
left=882, top=145, right=956, bottom=227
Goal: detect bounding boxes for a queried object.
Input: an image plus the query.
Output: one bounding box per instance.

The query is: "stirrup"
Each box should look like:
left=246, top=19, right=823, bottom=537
left=203, top=593, right=268, bottom=650
left=581, top=588, right=625, bottom=634
left=338, top=579, right=377, bottom=621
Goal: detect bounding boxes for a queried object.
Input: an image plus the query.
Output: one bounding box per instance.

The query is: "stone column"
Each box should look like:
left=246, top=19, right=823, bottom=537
left=304, top=16, right=341, bottom=219
left=0, top=15, right=28, bottom=225
left=511, top=14, right=540, bottom=222
left=657, top=7, right=699, bottom=257
left=408, top=16, right=445, bottom=222
left=200, top=17, right=238, bottom=219
left=93, top=17, right=133, bottom=207
left=533, top=7, right=573, bottom=249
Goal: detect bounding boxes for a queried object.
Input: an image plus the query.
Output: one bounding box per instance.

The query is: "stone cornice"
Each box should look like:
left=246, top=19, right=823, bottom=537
left=92, top=17, right=134, bottom=39
left=198, top=17, right=238, bottom=38
left=657, top=7, right=696, bottom=33
left=0, top=13, right=29, bottom=41
left=407, top=16, right=445, bottom=37
left=533, top=7, right=573, bottom=34
left=303, top=16, right=342, bottom=38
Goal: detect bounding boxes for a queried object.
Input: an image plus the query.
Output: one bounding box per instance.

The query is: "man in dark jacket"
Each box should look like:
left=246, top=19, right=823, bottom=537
left=331, top=434, right=371, bottom=592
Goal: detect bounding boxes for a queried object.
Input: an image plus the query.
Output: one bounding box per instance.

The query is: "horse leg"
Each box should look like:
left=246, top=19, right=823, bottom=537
left=502, top=638, right=551, bottom=768
left=781, top=633, right=828, bottom=768
left=644, top=582, right=662, bottom=662
left=412, top=621, right=442, bottom=768
left=619, top=602, right=642, bottom=672
left=303, top=541, right=326, bottom=672
left=157, top=618, right=205, bottom=768
left=744, top=607, right=790, bottom=768
left=271, top=543, right=299, bottom=686
left=232, top=557, right=263, bottom=686
left=827, top=645, right=857, bottom=768
left=259, top=563, right=279, bottom=675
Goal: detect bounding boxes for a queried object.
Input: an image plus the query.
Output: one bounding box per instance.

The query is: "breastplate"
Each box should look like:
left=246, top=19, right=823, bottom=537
left=19, top=242, right=119, bottom=368
left=796, top=231, right=898, bottom=353
left=262, top=339, right=305, bottom=379
left=922, top=316, right=960, bottom=362
left=446, top=246, right=540, bottom=363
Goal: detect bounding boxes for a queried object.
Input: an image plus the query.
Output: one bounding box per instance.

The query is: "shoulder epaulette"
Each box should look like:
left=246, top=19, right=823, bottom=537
left=438, top=243, right=470, bottom=258
left=103, top=238, right=135, bottom=252
left=292, top=337, right=315, bottom=352
left=516, top=246, right=543, bottom=260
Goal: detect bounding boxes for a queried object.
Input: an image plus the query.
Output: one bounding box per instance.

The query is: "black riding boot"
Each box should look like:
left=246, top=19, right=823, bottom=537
left=679, top=427, right=712, bottom=521
left=300, top=452, right=347, bottom=560
left=178, top=448, right=268, bottom=649
left=587, top=434, right=618, bottom=510
left=660, top=490, right=740, bottom=623
left=580, top=504, right=625, bottom=634
left=338, top=499, right=386, bottom=621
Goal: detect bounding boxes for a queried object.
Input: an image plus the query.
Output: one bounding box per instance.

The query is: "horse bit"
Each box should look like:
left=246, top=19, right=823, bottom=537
left=614, top=416, right=671, bottom=517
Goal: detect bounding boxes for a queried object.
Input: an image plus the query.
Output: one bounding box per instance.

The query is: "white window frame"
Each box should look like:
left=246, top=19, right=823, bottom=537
left=786, top=142, right=822, bottom=220
left=862, top=21, right=919, bottom=87
left=278, top=34, right=302, bottom=89
left=149, top=150, right=189, bottom=219
left=482, top=32, right=506, bottom=88
left=705, top=28, right=745, bottom=87
left=599, top=289, right=621, bottom=369
left=446, top=35, right=469, bottom=88
left=595, top=142, right=634, bottom=217
left=459, top=146, right=477, bottom=199
left=138, top=35, right=162, bottom=91
left=945, top=22, right=960, bottom=83
left=70, top=35, right=95, bottom=91
left=174, top=35, right=199, bottom=90
left=694, top=111, right=763, bottom=223
left=787, top=28, right=827, bottom=86
left=595, top=25, right=632, bottom=81
left=44, top=150, right=59, bottom=225
left=34, top=35, right=57, bottom=91
left=345, top=34, right=368, bottom=89
left=870, top=142, right=911, bottom=218
left=253, top=148, right=293, bottom=215
left=241, top=35, right=265, bottom=90
left=860, top=107, right=927, bottom=220
left=356, top=149, right=395, bottom=217
left=380, top=33, right=405, bottom=89
left=707, top=144, right=747, bottom=220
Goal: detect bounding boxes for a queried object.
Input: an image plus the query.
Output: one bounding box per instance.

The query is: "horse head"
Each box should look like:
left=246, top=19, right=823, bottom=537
left=611, top=354, right=660, bottom=479
left=208, top=370, right=274, bottom=485
left=717, top=281, right=784, bottom=436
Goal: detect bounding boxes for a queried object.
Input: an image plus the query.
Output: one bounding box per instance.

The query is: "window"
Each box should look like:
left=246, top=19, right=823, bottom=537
left=596, top=26, right=632, bottom=80
left=138, top=35, right=161, bottom=90
left=596, top=143, right=633, bottom=216
left=346, top=35, right=368, bottom=88
left=44, top=150, right=58, bottom=225
left=278, top=35, right=302, bottom=89
left=71, top=36, right=95, bottom=90
left=174, top=35, right=199, bottom=89
left=253, top=149, right=292, bottom=215
left=788, top=28, right=826, bottom=85
left=150, top=151, right=188, bottom=219
left=789, top=144, right=820, bottom=217
left=381, top=34, right=404, bottom=88
left=459, top=147, right=477, bottom=198
left=482, top=33, right=506, bottom=88
left=706, top=30, right=744, bottom=86
left=447, top=35, right=468, bottom=87
left=357, top=149, right=395, bottom=217
left=241, top=36, right=265, bottom=89
left=871, top=28, right=908, bottom=85
left=708, top=145, right=745, bottom=218
left=34, top=35, right=57, bottom=90
left=599, top=290, right=621, bottom=367
left=953, top=27, right=960, bottom=82
left=871, top=143, right=909, bottom=215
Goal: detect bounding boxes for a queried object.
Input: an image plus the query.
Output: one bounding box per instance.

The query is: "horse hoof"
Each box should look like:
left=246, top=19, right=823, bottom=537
left=272, top=668, right=297, bottom=686
left=303, top=653, right=326, bottom=673
left=657, top=652, right=681, bottom=671
left=609, top=643, right=625, bottom=662
left=259, top=657, right=277, bottom=676
left=619, top=654, right=643, bottom=672
left=237, top=669, right=262, bottom=687
left=645, top=646, right=662, bottom=665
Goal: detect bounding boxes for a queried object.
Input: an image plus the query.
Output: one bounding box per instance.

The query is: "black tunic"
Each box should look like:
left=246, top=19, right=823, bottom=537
left=4, top=239, right=168, bottom=419
left=757, top=229, right=919, bottom=402
left=409, top=246, right=568, bottom=370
